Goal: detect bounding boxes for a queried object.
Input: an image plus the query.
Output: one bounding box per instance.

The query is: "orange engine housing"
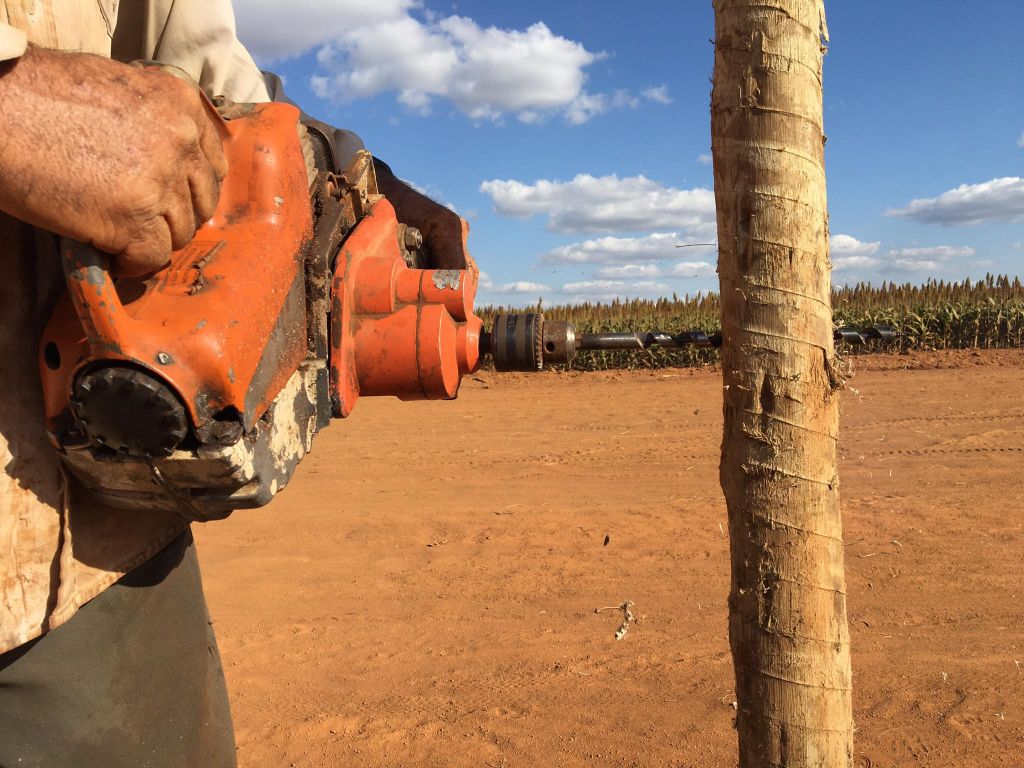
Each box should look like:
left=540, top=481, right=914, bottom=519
left=39, top=101, right=484, bottom=518
left=330, top=197, right=483, bottom=418
left=42, top=102, right=314, bottom=439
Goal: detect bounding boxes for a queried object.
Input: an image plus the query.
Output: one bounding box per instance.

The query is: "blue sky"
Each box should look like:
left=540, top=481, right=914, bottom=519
left=233, top=0, right=1024, bottom=305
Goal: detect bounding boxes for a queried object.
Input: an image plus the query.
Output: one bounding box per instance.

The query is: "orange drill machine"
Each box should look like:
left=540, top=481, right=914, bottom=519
left=35, top=100, right=734, bottom=520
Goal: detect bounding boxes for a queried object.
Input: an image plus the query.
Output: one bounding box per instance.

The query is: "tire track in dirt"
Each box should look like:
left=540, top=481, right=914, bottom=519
left=845, top=411, right=1024, bottom=432
left=871, top=446, right=1024, bottom=458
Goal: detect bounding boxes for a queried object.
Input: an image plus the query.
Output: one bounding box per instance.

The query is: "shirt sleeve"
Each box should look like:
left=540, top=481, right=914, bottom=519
left=0, top=23, right=27, bottom=62
left=113, top=0, right=270, bottom=103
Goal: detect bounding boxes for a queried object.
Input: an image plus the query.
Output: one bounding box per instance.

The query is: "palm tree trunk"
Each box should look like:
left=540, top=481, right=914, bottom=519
left=710, top=1, right=854, bottom=765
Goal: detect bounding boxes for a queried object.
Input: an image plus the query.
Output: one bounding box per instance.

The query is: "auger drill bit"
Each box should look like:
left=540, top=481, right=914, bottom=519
left=833, top=325, right=898, bottom=346
left=575, top=330, right=720, bottom=351
left=478, top=313, right=717, bottom=371
left=479, top=313, right=896, bottom=371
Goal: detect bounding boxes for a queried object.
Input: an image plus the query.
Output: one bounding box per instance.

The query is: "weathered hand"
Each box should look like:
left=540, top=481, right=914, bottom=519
left=0, top=46, right=226, bottom=276
left=374, top=160, right=478, bottom=277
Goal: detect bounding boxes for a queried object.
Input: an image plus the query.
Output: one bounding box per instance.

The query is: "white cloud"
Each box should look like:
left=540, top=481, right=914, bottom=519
left=234, top=0, right=416, bottom=63
left=832, top=255, right=881, bottom=271
left=593, top=261, right=715, bottom=279
left=542, top=232, right=715, bottom=264
left=564, top=91, right=610, bottom=125
left=234, top=2, right=669, bottom=123
left=611, top=90, right=640, bottom=109
left=481, top=174, right=716, bottom=234
left=888, top=245, right=975, bottom=259
left=642, top=85, right=672, bottom=105
left=828, top=239, right=975, bottom=274
left=300, top=10, right=616, bottom=123
left=1018, top=131, right=1024, bottom=148
left=886, top=177, right=1024, bottom=226
left=667, top=261, right=716, bottom=277
left=892, top=259, right=944, bottom=273
left=561, top=279, right=671, bottom=301
left=886, top=245, right=975, bottom=273
left=592, top=263, right=663, bottom=278
left=830, top=234, right=880, bottom=257
left=697, top=153, right=712, bottom=166
left=494, top=281, right=552, bottom=294
left=477, top=272, right=550, bottom=294
left=830, top=234, right=881, bottom=271
left=563, top=89, right=646, bottom=124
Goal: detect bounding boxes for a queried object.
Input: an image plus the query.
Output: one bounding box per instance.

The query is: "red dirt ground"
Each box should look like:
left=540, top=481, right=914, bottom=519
left=195, top=349, right=1024, bottom=768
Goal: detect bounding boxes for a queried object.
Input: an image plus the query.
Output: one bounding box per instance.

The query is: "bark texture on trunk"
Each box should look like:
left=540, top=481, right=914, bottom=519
left=711, top=1, right=854, bottom=766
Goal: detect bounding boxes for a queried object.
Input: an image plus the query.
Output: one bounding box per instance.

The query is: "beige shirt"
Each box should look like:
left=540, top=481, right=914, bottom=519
left=0, top=0, right=270, bottom=653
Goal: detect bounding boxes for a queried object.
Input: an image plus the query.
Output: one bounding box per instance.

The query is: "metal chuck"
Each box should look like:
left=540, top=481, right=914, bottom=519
left=480, top=313, right=716, bottom=371
left=484, top=313, right=546, bottom=371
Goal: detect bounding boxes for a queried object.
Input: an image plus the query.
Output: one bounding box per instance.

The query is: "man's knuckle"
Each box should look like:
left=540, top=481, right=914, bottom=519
left=160, top=74, right=197, bottom=104
left=117, top=189, right=162, bottom=225
left=167, top=115, right=201, bottom=149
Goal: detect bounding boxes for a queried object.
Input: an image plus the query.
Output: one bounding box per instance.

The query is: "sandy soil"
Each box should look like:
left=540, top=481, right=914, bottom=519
left=195, top=349, right=1024, bottom=768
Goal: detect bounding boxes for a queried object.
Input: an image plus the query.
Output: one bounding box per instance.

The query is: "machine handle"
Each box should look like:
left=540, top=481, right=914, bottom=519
left=60, top=238, right=132, bottom=355
left=59, top=90, right=231, bottom=358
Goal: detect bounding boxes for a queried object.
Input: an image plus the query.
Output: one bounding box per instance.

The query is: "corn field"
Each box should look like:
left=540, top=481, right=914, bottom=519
left=478, top=274, right=1024, bottom=371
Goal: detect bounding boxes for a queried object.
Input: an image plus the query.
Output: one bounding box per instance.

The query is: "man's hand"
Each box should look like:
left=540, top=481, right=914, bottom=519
left=374, top=160, right=478, bottom=277
left=0, top=46, right=226, bottom=276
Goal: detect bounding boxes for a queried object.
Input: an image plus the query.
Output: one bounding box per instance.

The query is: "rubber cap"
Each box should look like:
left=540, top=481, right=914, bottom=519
left=70, top=366, right=189, bottom=457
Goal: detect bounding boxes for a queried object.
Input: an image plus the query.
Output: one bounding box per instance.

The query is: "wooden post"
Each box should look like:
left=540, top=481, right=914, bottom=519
left=711, top=1, right=855, bottom=765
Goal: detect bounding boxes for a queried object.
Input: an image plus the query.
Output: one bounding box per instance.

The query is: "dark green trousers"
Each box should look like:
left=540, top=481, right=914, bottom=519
left=0, top=531, right=236, bottom=768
